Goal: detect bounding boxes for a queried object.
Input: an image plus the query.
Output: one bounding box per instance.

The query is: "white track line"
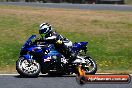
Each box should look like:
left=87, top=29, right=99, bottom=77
left=0, top=74, right=19, bottom=75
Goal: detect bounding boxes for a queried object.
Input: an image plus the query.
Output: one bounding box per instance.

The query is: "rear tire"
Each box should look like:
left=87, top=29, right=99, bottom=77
left=83, top=56, right=97, bottom=74
left=16, top=57, right=40, bottom=78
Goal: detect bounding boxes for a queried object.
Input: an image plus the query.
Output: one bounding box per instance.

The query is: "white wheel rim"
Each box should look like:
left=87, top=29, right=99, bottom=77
left=19, top=58, right=39, bottom=74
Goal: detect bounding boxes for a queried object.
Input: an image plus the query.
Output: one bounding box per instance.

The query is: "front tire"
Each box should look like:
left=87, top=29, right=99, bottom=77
left=16, top=57, right=40, bottom=77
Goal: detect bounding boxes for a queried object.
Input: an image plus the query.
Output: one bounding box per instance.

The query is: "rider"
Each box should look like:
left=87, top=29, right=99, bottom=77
left=35, top=23, right=75, bottom=63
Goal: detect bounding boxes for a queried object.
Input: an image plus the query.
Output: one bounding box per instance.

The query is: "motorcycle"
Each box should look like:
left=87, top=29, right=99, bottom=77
left=16, top=35, right=97, bottom=77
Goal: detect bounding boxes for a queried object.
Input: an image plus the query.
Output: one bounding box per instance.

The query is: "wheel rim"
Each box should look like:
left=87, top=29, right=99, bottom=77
left=84, top=57, right=96, bottom=73
left=18, top=58, right=40, bottom=74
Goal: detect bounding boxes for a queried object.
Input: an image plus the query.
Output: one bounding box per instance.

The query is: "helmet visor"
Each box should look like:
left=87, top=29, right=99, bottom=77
left=39, top=28, right=47, bottom=34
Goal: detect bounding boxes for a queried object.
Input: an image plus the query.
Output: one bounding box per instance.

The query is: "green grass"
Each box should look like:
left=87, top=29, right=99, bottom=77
left=0, top=5, right=132, bottom=73
left=125, top=0, right=132, bottom=4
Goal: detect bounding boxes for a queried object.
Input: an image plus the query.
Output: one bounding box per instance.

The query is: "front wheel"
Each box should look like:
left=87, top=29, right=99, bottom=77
left=83, top=56, right=97, bottom=74
left=16, top=57, right=40, bottom=77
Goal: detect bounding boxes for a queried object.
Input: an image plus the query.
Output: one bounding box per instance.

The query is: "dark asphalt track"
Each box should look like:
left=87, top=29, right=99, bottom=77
left=0, top=2, right=132, bottom=11
left=0, top=75, right=131, bottom=88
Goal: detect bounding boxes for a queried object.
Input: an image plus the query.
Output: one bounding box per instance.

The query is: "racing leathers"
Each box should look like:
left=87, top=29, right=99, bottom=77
left=34, top=31, right=75, bottom=63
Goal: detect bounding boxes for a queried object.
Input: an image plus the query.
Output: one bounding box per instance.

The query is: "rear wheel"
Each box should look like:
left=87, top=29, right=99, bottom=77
left=16, top=57, right=40, bottom=77
left=83, top=56, right=97, bottom=74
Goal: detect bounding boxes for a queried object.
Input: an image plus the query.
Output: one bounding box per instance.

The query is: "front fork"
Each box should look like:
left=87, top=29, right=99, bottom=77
left=21, top=54, right=34, bottom=65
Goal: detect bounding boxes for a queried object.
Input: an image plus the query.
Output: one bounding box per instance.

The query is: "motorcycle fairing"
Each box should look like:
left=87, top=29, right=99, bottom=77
left=72, top=42, right=88, bottom=52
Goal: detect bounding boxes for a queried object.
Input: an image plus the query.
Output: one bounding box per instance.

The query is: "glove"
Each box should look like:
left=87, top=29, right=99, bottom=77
left=56, top=40, right=62, bottom=44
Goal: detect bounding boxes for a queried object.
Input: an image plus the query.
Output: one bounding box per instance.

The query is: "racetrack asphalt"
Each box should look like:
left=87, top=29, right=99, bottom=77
left=0, top=2, right=132, bottom=11
left=0, top=74, right=131, bottom=88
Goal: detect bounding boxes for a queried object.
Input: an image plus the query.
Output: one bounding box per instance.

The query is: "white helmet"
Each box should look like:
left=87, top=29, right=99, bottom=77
left=39, top=23, right=52, bottom=35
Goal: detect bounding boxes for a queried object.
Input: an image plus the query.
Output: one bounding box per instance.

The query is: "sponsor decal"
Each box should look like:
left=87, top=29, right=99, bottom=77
left=76, top=67, right=131, bottom=84
left=76, top=74, right=131, bottom=84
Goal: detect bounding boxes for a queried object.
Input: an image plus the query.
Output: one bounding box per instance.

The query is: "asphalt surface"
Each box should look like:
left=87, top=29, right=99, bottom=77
left=0, top=2, right=132, bottom=11
left=0, top=74, right=131, bottom=88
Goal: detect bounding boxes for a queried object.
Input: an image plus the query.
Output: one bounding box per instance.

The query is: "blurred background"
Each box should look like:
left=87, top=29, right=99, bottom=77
left=0, top=0, right=132, bottom=5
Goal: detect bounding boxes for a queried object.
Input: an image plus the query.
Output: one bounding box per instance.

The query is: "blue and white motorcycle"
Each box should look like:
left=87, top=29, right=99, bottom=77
left=16, top=35, right=97, bottom=77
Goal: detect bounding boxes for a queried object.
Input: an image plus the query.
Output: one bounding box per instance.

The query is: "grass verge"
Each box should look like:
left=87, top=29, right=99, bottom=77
left=125, top=0, right=132, bottom=4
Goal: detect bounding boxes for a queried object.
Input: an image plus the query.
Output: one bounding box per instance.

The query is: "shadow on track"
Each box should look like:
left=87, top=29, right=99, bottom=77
left=14, top=74, right=76, bottom=78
